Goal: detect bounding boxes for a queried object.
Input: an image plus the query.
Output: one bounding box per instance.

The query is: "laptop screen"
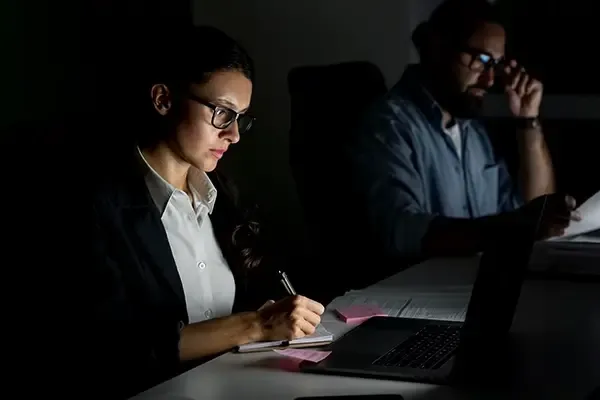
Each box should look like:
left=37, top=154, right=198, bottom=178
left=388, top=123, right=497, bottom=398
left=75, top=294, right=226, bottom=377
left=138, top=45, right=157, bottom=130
left=460, top=196, right=548, bottom=338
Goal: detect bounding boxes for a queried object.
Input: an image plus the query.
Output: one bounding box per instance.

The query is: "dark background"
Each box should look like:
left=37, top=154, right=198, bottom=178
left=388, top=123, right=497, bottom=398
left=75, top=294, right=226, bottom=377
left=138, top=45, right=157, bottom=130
left=3, top=0, right=598, bottom=246
left=492, top=0, right=599, bottom=202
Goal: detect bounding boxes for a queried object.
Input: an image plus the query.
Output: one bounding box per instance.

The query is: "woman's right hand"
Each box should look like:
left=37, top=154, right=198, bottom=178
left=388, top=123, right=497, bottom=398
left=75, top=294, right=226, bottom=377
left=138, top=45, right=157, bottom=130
left=256, top=295, right=325, bottom=341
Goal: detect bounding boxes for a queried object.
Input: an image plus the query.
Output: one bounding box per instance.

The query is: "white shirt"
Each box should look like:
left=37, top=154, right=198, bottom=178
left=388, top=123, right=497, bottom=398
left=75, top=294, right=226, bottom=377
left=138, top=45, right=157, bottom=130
left=444, top=123, right=462, bottom=160
left=137, top=148, right=236, bottom=324
left=421, top=86, right=463, bottom=159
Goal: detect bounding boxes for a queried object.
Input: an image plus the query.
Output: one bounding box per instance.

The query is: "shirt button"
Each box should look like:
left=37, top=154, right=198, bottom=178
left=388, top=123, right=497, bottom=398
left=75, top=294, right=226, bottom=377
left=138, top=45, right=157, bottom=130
left=197, top=261, right=206, bottom=269
left=205, top=309, right=213, bottom=319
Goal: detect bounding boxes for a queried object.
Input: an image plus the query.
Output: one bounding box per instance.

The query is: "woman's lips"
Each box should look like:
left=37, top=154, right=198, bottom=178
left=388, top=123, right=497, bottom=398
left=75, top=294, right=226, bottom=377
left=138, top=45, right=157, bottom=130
left=210, top=149, right=226, bottom=159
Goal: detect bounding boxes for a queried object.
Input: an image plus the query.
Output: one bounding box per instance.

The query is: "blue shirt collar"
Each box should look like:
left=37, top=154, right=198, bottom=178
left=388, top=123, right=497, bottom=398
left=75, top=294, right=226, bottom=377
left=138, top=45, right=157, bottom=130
left=394, top=64, right=473, bottom=131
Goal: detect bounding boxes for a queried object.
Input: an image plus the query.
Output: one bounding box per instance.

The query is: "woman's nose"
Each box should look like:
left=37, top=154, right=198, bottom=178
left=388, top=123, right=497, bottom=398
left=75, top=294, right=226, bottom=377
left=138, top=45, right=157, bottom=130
left=223, top=121, right=241, bottom=144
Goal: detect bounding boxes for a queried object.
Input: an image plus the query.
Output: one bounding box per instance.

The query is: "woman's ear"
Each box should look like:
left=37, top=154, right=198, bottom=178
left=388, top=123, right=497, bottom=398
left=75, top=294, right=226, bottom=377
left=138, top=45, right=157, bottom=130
left=150, top=83, right=172, bottom=116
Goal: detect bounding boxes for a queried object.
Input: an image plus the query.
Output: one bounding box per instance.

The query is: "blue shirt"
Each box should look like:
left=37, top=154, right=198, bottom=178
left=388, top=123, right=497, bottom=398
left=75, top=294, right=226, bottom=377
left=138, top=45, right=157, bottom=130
left=348, top=65, right=522, bottom=258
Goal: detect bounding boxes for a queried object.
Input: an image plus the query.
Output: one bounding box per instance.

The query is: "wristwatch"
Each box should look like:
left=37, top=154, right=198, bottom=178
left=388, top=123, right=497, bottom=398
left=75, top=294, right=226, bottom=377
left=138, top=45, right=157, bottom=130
left=515, top=117, right=541, bottom=130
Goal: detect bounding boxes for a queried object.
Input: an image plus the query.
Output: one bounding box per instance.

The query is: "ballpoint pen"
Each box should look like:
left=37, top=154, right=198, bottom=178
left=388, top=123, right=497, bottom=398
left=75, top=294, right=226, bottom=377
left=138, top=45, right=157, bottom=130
left=278, top=270, right=297, bottom=296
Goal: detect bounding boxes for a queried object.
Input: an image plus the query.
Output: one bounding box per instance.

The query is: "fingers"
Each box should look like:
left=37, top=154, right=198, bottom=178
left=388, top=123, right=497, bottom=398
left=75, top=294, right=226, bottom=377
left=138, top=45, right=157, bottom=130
left=525, top=79, right=538, bottom=96
left=503, top=59, right=517, bottom=91
left=258, top=300, right=275, bottom=311
left=564, top=195, right=577, bottom=210
left=286, top=295, right=324, bottom=339
left=516, top=68, right=528, bottom=97
left=546, top=194, right=576, bottom=214
left=563, top=195, right=581, bottom=221
left=286, top=307, right=319, bottom=339
left=538, top=193, right=581, bottom=237
left=291, top=295, right=325, bottom=315
left=296, top=306, right=322, bottom=327
left=507, top=66, right=528, bottom=97
left=503, top=60, right=540, bottom=96
left=290, top=318, right=317, bottom=339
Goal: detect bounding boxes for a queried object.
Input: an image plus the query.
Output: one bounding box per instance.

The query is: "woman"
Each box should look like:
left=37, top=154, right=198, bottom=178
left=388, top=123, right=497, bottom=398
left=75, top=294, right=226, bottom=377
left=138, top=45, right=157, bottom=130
left=91, top=26, right=324, bottom=398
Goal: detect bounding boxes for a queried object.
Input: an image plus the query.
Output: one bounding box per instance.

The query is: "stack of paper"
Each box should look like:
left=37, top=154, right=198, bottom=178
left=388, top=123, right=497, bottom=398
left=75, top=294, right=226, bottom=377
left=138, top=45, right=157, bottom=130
left=327, top=293, right=411, bottom=318
left=396, top=293, right=470, bottom=322
left=328, top=291, right=470, bottom=323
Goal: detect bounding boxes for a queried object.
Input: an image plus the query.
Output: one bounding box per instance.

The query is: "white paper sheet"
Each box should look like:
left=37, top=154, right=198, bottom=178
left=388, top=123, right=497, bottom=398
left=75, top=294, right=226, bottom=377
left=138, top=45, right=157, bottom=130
left=551, top=190, right=600, bottom=240
left=397, top=293, right=471, bottom=322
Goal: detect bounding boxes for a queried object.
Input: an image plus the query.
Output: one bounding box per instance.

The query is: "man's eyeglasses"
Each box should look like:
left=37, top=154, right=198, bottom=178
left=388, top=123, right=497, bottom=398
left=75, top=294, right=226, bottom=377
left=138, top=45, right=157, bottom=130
left=188, top=94, right=255, bottom=133
left=461, top=47, right=504, bottom=73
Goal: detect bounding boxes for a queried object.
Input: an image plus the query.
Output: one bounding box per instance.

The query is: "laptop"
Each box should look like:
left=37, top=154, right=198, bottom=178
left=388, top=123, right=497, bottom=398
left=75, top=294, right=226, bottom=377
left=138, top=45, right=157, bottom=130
left=301, top=210, right=544, bottom=386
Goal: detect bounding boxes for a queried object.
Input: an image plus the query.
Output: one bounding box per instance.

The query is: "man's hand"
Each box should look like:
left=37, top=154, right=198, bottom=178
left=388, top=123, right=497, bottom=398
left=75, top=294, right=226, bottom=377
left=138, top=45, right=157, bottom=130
left=503, top=60, right=543, bottom=118
left=513, top=193, right=581, bottom=240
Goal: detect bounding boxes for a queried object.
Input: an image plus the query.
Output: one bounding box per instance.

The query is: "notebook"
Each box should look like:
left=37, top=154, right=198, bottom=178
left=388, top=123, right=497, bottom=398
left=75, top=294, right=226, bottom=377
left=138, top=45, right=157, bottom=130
left=236, top=324, right=334, bottom=352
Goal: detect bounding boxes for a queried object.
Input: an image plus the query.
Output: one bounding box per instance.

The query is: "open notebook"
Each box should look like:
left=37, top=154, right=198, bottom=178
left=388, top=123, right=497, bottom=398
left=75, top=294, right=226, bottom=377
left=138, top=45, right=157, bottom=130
left=236, top=324, right=333, bottom=352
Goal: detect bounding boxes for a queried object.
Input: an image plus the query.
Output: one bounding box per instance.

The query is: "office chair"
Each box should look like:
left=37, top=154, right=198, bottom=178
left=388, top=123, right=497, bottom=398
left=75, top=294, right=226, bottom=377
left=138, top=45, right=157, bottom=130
left=287, top=61, right=387, bottom=301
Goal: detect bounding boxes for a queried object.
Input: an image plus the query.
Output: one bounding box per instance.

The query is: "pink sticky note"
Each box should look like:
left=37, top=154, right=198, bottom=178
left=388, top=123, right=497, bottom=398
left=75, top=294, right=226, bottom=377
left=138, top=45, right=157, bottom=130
left=335, top=305, right=387, bottom=324
left=274, top=348, right=332, bottom=363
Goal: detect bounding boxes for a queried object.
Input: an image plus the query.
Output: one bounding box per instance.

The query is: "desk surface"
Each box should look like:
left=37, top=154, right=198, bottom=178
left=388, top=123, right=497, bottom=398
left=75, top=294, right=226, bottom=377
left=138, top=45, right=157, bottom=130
left=132, top=257, right=600, bottom=400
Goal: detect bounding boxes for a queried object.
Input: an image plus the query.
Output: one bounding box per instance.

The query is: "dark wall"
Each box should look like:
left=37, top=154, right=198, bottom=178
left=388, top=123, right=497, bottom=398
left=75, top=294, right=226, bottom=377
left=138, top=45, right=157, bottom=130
left=3, top=0, right=191, bottom=151
left=492, top=0, right=599, bottom=203
left=499, top=0, right=598, bottom=95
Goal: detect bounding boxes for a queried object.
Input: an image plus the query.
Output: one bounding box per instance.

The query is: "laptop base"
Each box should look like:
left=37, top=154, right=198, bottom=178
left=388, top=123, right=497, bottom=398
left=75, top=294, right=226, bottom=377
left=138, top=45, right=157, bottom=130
left=301, top=316, right=515, bottom=388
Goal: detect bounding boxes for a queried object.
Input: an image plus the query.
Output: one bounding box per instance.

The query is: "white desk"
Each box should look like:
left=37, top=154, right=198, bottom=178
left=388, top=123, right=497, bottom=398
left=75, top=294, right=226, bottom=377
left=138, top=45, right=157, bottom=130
left=132, top=257, right=600, bottom=400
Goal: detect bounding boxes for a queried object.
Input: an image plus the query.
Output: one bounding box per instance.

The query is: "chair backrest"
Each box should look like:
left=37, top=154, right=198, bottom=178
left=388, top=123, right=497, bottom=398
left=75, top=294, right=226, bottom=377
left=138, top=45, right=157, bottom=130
left=287, top=61, right=387, bottom=298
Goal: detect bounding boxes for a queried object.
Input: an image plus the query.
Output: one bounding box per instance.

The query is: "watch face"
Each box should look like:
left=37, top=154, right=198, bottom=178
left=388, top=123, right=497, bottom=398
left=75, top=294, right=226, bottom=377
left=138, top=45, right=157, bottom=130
left=518, top=117, right=540, bottom=130
left=531, top=118, right=540, bottom=129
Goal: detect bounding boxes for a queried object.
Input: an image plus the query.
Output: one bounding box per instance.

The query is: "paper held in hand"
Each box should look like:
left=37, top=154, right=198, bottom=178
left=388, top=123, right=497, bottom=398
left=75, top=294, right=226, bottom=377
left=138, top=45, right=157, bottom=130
left=549, top=190, right=600, bottom=240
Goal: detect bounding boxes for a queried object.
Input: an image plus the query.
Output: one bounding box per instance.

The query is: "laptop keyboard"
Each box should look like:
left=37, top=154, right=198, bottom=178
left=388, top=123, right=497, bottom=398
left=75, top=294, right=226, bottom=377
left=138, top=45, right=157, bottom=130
left=372, top=324, right=460, bottom=370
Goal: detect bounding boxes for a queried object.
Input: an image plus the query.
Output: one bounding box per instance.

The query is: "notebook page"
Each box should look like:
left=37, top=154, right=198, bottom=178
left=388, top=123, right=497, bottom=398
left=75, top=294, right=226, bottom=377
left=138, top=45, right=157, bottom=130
left=289, top=324, right=333, bottom=344
left=237, top=324, right=333, bottom=351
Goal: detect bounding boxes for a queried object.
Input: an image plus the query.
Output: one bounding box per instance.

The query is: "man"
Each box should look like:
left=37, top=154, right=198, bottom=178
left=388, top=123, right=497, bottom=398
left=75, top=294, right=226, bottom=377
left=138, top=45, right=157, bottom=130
left=347, top=0, right=579, bottom=261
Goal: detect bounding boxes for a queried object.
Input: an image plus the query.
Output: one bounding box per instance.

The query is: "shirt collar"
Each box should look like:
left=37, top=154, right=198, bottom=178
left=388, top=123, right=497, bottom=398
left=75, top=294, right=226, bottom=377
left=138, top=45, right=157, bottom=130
left=395, top=64, right=473, bottom=131
left=136, top=147, right=218, bottom=216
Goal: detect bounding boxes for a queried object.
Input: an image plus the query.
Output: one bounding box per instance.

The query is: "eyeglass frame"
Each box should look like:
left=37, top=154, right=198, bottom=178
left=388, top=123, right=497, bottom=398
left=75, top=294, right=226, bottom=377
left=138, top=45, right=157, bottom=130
left=188, top=93, right=255, bottom=133
left=459, top=47, right=505, bottom=73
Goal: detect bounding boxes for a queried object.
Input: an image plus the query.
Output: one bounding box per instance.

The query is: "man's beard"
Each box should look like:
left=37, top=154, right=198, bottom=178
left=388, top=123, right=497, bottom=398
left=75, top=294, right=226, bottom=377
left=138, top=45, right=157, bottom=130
left=437, top=88, right=485, bottom=119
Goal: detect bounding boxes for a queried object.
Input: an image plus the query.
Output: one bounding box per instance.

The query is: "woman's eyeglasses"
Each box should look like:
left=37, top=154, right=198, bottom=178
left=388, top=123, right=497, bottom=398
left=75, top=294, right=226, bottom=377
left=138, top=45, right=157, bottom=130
left=460, top=47, right=505, bottom=73
left=188, top=94, right=255, bottom=133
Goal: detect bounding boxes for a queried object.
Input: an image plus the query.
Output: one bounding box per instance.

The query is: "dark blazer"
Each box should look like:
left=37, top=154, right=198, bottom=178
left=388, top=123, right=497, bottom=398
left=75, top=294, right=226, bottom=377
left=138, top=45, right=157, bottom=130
left=89, top=148, right=283, bottom=398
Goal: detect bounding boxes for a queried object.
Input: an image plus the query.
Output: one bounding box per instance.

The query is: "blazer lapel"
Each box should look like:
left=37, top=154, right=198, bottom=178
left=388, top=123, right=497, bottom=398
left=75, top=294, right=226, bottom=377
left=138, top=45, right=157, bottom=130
left=123, top=205, right=186, bottom=308
left=115, top=154, right=187, bottom=311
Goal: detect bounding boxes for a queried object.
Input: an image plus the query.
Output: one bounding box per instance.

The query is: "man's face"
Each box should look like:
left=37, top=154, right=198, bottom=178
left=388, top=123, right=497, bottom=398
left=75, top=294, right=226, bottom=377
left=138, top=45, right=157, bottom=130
left=437, top=22, right=506, bottom=118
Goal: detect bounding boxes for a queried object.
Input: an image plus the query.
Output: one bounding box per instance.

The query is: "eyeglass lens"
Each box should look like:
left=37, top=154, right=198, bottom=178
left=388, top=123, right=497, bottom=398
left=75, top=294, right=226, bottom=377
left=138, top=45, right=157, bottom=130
left=212, top=107, right=253, bottom=132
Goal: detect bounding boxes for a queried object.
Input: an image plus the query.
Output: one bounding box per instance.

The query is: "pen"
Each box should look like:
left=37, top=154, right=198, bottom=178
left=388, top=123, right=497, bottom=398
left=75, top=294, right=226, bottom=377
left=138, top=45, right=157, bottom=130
left=278, top=270, right=297, bottom=296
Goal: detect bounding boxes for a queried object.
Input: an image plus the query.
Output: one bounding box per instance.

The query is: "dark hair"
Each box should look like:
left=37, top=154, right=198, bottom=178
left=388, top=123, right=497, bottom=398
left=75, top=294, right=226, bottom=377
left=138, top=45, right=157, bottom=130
left=136, top=25, right=254, bottom=147
left=412, top=0, right=503, bottom=57
left=151, top=25, right=254, bottom=89
left=209, top=172, right=266, bottom=276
